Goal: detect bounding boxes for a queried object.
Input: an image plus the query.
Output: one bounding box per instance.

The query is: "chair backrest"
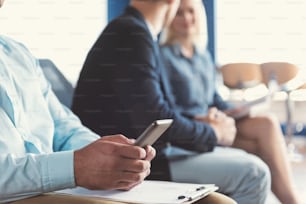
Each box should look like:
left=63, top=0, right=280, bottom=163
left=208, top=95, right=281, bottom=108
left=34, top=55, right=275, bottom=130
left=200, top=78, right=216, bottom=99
left=38, top=59, right=74, bottom=108
left=260, top=62, right=299, bottom=86
left=260, top=62, right=305, bottom=92
left=220, top=63, right=262, bottom=89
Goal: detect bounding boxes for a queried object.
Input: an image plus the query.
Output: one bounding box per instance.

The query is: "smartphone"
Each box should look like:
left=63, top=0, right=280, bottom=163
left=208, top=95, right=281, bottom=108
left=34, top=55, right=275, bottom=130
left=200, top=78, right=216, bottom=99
left=134, top=119, right=173, bottom=147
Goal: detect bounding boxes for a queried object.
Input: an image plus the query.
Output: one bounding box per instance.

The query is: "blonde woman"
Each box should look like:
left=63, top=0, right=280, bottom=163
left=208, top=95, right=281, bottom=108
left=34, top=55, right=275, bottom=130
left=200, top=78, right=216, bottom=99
left=160, top=0, right=300, bottom=204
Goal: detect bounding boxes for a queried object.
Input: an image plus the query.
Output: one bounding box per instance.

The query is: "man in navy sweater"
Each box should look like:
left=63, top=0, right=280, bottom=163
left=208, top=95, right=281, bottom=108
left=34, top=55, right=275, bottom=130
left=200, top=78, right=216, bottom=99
left=73, top=1, right=270, bottom=203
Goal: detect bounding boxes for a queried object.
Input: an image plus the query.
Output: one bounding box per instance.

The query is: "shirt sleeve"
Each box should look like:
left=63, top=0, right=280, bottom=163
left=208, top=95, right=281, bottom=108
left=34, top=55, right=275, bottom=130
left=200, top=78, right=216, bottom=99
left=213, top=92, right=233, bottom=111
left=0, top=151, right=74, bottom=203
left=33, top=57, right=100, bottom=151
left=15, top=38, right=99, bottom=152
left=0, top=39, right=99, bottom=202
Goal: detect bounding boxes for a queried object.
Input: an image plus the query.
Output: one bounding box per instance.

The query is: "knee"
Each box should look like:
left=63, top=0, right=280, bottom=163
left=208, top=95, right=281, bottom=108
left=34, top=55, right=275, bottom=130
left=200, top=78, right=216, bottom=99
left=259, top=114, right=280, bottom=130
left=245, top=156, right=271, bottom=197
left=231, top=156, right=271, bottom=204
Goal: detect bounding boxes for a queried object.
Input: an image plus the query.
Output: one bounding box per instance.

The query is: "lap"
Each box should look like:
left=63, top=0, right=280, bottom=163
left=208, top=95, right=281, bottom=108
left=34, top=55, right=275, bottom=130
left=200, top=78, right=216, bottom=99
left=169, top=146, right=269, bottom=193
left=9, top=192, right=236, bottom=204
left=235, top=113, right=278, bottom=136
left=195, top=192, right=236, bottom=204
left=9, top=194, right=124, bottom=204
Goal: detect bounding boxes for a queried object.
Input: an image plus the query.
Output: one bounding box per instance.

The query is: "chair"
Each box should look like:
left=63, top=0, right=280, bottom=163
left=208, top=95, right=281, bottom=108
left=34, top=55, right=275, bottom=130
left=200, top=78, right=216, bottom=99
left=260, top=62, right=305, bottom=161
left=261, top=62, right=301, bottom=92
left=220, top=63, right=262, bottom=89
left=220, top=63, right=264, bottom=101
left=38, top=59, right=74, bottom=108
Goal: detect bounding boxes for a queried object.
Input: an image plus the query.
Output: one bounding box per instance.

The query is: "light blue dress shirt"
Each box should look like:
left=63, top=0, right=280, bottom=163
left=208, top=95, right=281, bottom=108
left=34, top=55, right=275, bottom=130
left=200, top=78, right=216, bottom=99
left=0, top=35, right=99, bottom=203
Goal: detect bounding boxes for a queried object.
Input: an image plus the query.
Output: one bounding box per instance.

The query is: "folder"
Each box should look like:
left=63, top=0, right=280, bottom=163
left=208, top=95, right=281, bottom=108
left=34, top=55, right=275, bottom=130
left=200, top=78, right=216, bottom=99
left=55, top=180, right=218, bottom=204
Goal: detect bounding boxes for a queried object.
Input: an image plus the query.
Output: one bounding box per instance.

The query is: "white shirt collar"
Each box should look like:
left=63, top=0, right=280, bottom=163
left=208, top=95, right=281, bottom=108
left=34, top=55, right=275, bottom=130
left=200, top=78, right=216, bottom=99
left=145, top=20, right=158, bottom=41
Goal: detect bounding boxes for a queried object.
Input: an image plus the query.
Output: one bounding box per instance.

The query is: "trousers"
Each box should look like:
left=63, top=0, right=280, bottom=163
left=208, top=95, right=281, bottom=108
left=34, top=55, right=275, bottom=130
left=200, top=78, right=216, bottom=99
left=169, top=147, right=271, bottom=204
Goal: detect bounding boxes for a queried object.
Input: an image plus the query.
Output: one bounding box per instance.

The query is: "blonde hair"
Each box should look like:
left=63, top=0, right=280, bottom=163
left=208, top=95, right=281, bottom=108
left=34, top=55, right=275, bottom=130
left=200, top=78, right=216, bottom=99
left=159, top=0, right=208, bottom=50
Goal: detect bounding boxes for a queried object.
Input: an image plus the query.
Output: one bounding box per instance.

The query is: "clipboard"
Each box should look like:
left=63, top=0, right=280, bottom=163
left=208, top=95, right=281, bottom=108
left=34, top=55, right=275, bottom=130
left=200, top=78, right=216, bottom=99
left=176, top=185, right=219, bottom=204
left=55, top=180, right=218, bottom=204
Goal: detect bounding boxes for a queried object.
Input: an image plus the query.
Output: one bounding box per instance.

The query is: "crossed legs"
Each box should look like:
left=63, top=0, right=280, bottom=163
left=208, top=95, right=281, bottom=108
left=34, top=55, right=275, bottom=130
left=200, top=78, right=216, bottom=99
left=234, top=114, right=300, bottom=204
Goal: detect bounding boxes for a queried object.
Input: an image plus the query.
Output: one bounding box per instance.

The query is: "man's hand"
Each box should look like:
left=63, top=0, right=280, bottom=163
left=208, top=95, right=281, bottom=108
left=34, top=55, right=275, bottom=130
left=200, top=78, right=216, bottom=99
left=195, top=107, right=237, bottom=146
left=74, top=134, right=156, bottom=191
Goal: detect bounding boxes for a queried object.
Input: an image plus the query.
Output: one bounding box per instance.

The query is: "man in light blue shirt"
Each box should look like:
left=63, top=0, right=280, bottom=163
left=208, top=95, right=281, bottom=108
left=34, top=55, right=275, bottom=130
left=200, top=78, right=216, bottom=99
left=0, top=36, right=155, bottom=202
left=0, top=1, right=155, bottom=203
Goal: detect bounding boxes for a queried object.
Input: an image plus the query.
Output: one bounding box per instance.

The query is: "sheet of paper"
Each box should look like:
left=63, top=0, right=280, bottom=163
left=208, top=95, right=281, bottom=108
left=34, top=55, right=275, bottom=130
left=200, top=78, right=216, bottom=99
left=55, top=180, right=218, bottom=204
left=224, top=94, right=269, bottom=119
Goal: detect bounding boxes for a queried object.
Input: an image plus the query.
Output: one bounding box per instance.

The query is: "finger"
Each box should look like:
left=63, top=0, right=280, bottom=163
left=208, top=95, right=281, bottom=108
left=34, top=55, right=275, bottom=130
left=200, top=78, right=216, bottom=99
left=115, top=144, right=147, bottom=159
left=208, top=107, right=218, bottom=112
left=99, top=140, right=147, bottom=159
left=208, top=108, right=218, bottom=119
left=144, top=145, right=156, bottom=161
left=115, top=180, right=143, bottom=191
left=101, top=134, right=133, bottom=145
left=224, top=117, right=233, bottom=125
left=217, top=111, right=227, bottom=119
left=124, top=181, right=143, bottom=190
left=115, top=170, right=149, bottom=185
left=113, top=158, right=151, bottom=172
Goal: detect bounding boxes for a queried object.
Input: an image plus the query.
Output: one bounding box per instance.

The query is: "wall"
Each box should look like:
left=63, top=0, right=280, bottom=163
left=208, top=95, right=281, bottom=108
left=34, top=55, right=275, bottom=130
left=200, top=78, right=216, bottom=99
left=0, top=0, right=107, bottom=85
left=216, top=0, right=306, bottom=69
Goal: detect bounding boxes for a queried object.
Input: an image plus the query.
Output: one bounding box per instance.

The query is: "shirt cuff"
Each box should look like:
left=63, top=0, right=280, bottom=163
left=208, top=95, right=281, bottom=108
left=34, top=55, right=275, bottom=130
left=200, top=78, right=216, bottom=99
left=40, top=151, right=75, bottom=192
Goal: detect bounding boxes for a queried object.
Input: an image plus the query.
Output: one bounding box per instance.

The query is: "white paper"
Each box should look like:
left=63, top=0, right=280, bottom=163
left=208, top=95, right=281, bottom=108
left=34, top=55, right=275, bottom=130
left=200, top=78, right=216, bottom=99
left=224, top=94, right=269, bottom=119
left=55, top=180, right=218, bottom=204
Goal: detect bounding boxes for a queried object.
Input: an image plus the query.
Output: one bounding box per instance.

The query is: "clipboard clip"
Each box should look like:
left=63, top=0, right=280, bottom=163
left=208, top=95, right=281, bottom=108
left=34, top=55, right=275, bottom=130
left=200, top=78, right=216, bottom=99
left=177, top=186, right=207, bottom=201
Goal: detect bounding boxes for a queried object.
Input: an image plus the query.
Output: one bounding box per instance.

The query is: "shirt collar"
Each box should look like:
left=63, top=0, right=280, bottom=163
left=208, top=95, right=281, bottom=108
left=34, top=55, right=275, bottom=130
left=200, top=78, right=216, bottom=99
left=125, top=6, right=158, bottom=42
left=0, top=35, right=6, bottom=45
left=145, top=21, right=158, bottom=41
left=0, top=35, right=11, bottom=53
left=172, top=43, right=199, bottom=59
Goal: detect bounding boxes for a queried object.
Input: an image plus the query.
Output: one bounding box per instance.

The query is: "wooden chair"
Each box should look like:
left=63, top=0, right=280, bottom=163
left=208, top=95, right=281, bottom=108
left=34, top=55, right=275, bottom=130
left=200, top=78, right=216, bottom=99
left=219, top=63, right=264, bottom=102
left=220, top=63, right=262, bottom=89
left=260, top=62, right=305, bottom=161
left=260, top=62, right=301, bottom=91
